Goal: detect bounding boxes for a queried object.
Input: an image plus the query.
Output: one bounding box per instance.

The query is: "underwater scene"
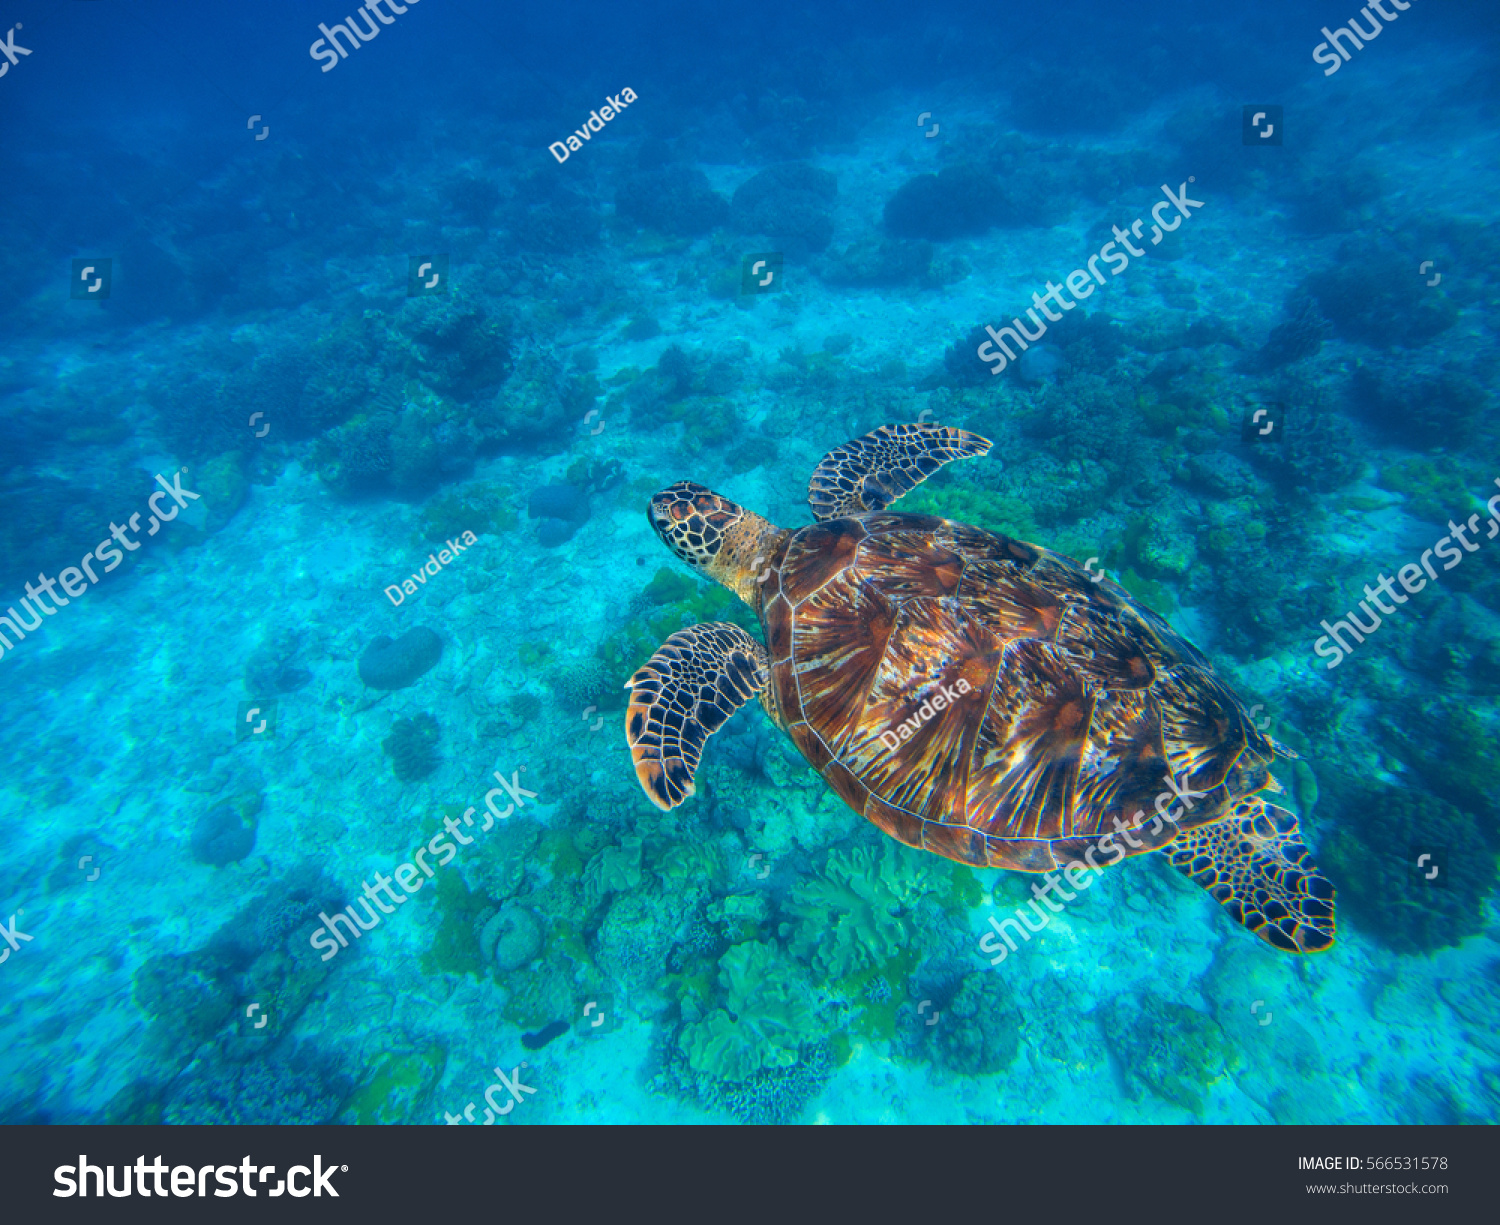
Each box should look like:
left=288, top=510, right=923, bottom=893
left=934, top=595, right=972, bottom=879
left=0, top=0, right=1497, bottom=1128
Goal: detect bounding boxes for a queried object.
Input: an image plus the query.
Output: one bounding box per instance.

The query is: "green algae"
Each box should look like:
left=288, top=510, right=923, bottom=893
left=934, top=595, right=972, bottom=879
left=901, top=484, right=1040, bottom=541
left=1100, top=994, right=1228, bottom=1116
left=679, top=941, right=816, bottom=1082
left=640, top=566, right=698, bottom=606
left=419, top=482, right=518, bottom=543
left=784, top=841, right=974, bottom=983
left=598, top=575, right=760, bottom=680
left=539, top=827, right=585, bottom=880
left=1378, top=456, right=1475, bottom=526
left=419, top=868, right=490, bottom=979
left=345, top=1045, right=446, bottom=1125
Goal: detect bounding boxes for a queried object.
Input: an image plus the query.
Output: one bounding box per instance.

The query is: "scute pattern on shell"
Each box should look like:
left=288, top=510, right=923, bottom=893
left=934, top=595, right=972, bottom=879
left=760, top=514, right=1280, bottom=873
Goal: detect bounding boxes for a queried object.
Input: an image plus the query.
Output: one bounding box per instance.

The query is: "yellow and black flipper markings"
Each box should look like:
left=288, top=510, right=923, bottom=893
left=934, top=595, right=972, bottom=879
left=625, top=623, right=769, bottom=811
left=807, top=422, right=992, bottom=522
left=1166, top=798, right=1337, bottom=953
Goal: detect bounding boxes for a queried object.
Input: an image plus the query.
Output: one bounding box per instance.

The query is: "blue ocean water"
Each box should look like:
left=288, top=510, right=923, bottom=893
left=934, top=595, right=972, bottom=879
left=0, top=0, right=1496, bottom=1126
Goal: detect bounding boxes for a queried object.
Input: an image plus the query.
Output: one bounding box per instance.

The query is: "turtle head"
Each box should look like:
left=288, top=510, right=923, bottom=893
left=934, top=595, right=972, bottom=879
left=648, top=481, right=784, bottom=608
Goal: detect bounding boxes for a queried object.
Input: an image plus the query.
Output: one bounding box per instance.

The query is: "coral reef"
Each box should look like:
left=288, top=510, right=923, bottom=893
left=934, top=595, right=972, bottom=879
left=679, top=940, right=817, bottom=1082
left=244, top=630, right=312, bottom=695
left=1322, top=785, right=1496, bottom=954
left=1258, top=402, right=1364, bottom=494
left=1302, top=244, right=1459, bottom=348
left=565, top=455, right=626, bottom=495
left=1376, top=455, right=1476, bottom=526
left=625, top=342, right=744, bottom=423
left=164, top=1046, right=353, bottom=1125
left=478, top=339, right=598, bottom=453
left=419, top=482, right=518, bottom=541
left=1351, top=358, right=1487, bottom=447
left=782, top=840, right=975, bottom=985
left=596, top=891, right=679, bottom=989
left=942, top=325, right=1000, bottom=387
left=636, top=566, right=699, bottom=608
left=382, top=713, right=441, bottom=782
left=359, top=628, right=443, bottom=690
left=817, top=237, right=940, bottom=287
left=1098, top=993, right=1229, bottom=1115
left=698, top=1043, right=833, bottom=1125
left=420, top=868, right=493, bottom=979
left=1243, top=296, right=1331, bottom=371
left=190, top=792, right=261, bottom=867
left=480, top=902, right=544, bottom=972
left=583, top=836, right=644, bottom=909
left=342, top=1046, right=446, bottom=1125
left=884, top=164, right=1007, bottom=240
left=731, top=162, right=838, bottom=255
left=552, top=657, right=623, bottom=713
left=133, top=951, right=236, bottom=1050
left=528, top=482, right=592, bottom=547
left=616, top=166, right=729, bottom=237
left=933, top=972, right=1022, bottom=1076
left=403, top=296, right=513, bottom=400
left=501, top=173, right=601, bottom=253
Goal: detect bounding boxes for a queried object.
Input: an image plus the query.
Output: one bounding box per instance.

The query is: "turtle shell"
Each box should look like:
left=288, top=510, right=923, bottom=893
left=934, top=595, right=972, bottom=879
left=758, top=514, right=1279, bottom=872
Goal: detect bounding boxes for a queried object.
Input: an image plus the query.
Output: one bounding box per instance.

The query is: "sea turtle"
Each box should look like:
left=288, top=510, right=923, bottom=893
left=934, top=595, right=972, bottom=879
left=624, top=423, right=1336, bottom=953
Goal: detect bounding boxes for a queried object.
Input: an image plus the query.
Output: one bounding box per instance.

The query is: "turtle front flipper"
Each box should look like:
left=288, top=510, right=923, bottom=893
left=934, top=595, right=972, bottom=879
left=807, top=422, right=991, bottom=521
left=1165, top=798, right=1337, bottom=953
left=625, top=623, right=769, bottom=811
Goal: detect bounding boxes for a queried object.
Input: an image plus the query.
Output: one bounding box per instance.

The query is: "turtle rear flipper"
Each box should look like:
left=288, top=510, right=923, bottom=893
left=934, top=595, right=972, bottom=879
left=1165, top=798, right=1337, bottom=953
left=626, top=623, right=769, bottom=811
left=807, top=422, right=991, bottom=521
